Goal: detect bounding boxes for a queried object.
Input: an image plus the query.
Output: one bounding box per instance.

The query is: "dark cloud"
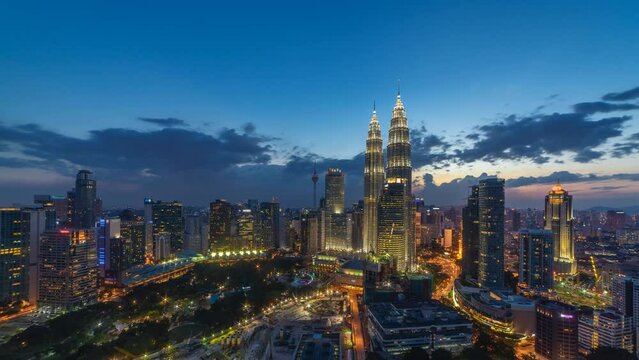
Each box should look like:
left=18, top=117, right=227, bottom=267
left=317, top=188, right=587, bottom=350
left=456, top=113, right=630, bottom=164
left=410, top=125, right=452, bottom=168
left=573, top=101, right=639, bottom=114
left=137, top=117, right=188, bottom=128
left=0, top=122, right=273, bottom=178
left=602, top=86, right=639, bottom=101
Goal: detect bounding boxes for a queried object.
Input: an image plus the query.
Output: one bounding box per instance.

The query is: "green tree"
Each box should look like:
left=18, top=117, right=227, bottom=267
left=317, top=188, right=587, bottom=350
left=403, top=347, right=430, bottom=360
left=586, top=347, right=634, bottom=360
left=431, top=348, right=453, bottom=360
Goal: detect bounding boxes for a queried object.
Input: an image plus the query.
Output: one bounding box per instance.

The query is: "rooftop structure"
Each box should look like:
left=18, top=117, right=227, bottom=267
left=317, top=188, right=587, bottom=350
left=366, top=301, right=472, bottom=355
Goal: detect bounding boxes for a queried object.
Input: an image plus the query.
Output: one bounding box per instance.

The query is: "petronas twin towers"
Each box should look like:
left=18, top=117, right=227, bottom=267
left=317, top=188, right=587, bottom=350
left=363, top=90, right=414, bottom=270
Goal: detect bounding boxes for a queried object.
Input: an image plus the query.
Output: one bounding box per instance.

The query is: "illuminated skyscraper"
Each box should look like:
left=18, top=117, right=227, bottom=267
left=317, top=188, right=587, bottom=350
left=0, top=208, right=29, bottom=304
left=377, top=178, right=410, bottom=270
left=544, top=183, right=576, bottom=275
left=386, top=89, right=411, bottom=193
left=143, top=199, right=184, bottom=261
left=462, top=185, right=480, bottom=280
left=238, top=208, right=256, bottom=249
left=384, top=89, right=415, bottom=269
left=518, top=229, right=554, bottom=291
left=259, top=201, right=280, bottom=249
left=323, top=168, right=347, bottom=250
left=38, top=229, right=98, bottom=312
left=209, top=199, right=234, bottom=251
left=478, top=178, right=505, bottom=289
left=363, top=104, right=384, bottom=253
left=535, top=300, right=578, bottom=360
left=325, top=168, right=344, bottom=214
left=72, top=170, right=97, bottom=228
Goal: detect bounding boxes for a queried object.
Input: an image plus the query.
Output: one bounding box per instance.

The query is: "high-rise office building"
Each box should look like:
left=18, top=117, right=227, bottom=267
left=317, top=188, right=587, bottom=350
left=209, top=200, right=234, bottom=251
left=0, top=208, right=30, bottom=304
left=184, top=213, right=209, bottom=254
left=578, top=309, right=633, bottom=356
left=323, top=168, right=347, bottom=250
left=259, top=201, right=280, bottom=249
left=325, top=168, right=344, bottom=215
left=96, top=217, right=121, bottom=279
left=518, top=229, right=554, bottom=291
left=386, top=90, right=411, bottom=194
left=478, top=178, right=505, bottom=289
left=377, top=178, right=410, bottom=271
left=350, top=202, right=364, bottom=251
left=611, top=275, right=639, bottom=329
left=462, top=185, right=480, bottom=281
left=143, top=199, right=184, bottom=261
left=544, top=183, right=576, bottom=275
left=237, top=208, right=255, bottom=249
left=27, top=207, right=56, bottom=304
left=71, top=170, right=97, bottom=229
left=363, top=105, right=384, bottom=253
left=384, top=90, right=414, bottom=269
left=120, top=220, right=145, bottom=267
left=38, top=229, right=98, bottom=312
left=535, top=300, right=579, bottom=360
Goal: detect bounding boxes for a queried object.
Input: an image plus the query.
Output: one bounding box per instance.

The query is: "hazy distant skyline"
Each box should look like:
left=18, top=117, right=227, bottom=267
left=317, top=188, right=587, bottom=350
left=1, top=1, right=639, bottom=209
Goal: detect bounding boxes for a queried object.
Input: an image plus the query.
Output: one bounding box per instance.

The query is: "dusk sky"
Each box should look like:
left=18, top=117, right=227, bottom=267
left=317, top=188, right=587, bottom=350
left=1, top=1, right=639, bottom=209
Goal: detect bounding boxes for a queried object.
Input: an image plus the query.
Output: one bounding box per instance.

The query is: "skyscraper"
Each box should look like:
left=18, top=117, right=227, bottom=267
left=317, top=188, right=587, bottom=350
left=462, top=185, right=480, bottom=280
left=0, top=208, right=30, bottom=304
left=38, top=229, right=98, bottom=312
left=363, top=104, right=384, bottom=253
left=323, top=168, right=347, bottom=250
left=324, top=168, right=344, bottom=214
left=478, top=178, right=505, bottom=289
left=185, top=213, right=209, bottom=254
left=143, top=199, right=184, bottom=261
left=72, top=170, right=97, bottom=228
left=518, top=229, right=554, bottom=291
left=384, top=89, right=414, bottom=269
left=544, top=183, right=576, bottom=275
left=535, top=300, right=579, bottom=360
left=386, top=89, right=411, bottom=193
left=377, top=178, right=409, bottom=271
left=237, top=208, right=255, bottom=249
left=209, top=199, right=234, bottom=251
left=259, top=201, right=280, bottom=249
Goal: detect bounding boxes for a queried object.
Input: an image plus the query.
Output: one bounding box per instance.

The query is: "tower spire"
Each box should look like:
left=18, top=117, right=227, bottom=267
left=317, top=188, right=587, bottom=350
left=397, top=79, right=401, bottom=97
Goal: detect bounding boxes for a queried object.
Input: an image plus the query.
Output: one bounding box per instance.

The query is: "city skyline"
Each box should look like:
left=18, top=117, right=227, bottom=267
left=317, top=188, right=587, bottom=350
left=2, top=2, right=639, bottom=209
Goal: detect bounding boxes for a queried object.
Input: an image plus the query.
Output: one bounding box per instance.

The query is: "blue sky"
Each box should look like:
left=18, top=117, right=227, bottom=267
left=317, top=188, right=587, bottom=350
left=1, top=1, right=639, bottom=209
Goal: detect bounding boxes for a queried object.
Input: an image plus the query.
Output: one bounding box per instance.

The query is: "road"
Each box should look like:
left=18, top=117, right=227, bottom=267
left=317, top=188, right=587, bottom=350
left=347, top=290, right=365, bottom=360
left=421, top=254, right=459, bottom=300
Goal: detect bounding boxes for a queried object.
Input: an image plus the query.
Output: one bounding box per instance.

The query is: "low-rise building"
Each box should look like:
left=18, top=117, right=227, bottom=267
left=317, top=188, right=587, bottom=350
left=366, top=301, right=472, bottom=355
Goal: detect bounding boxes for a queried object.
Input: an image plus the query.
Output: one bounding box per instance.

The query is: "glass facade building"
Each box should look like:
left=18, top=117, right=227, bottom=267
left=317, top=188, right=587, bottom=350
left=478, top=178, right=505, bottom=289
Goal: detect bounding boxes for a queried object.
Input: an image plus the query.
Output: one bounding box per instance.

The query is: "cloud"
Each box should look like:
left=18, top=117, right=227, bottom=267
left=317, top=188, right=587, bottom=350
left=418, top=171, right=639, bottom=208
left=137, top=117, right=188, bottom=128
left=458, top=113, right=630, bottom=164
left=0, top=122, right=273, bottom=179
left=410, top=125, right=452, bottom=169
left=573, top=101, right=639, bottom=114
left=602, top=86, right=639, bottom=101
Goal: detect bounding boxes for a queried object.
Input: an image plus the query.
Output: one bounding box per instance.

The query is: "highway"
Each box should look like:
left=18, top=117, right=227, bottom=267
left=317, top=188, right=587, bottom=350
left=347, top=290, right=365, bottom=360
left=420, top=254, right=459, bottom=300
